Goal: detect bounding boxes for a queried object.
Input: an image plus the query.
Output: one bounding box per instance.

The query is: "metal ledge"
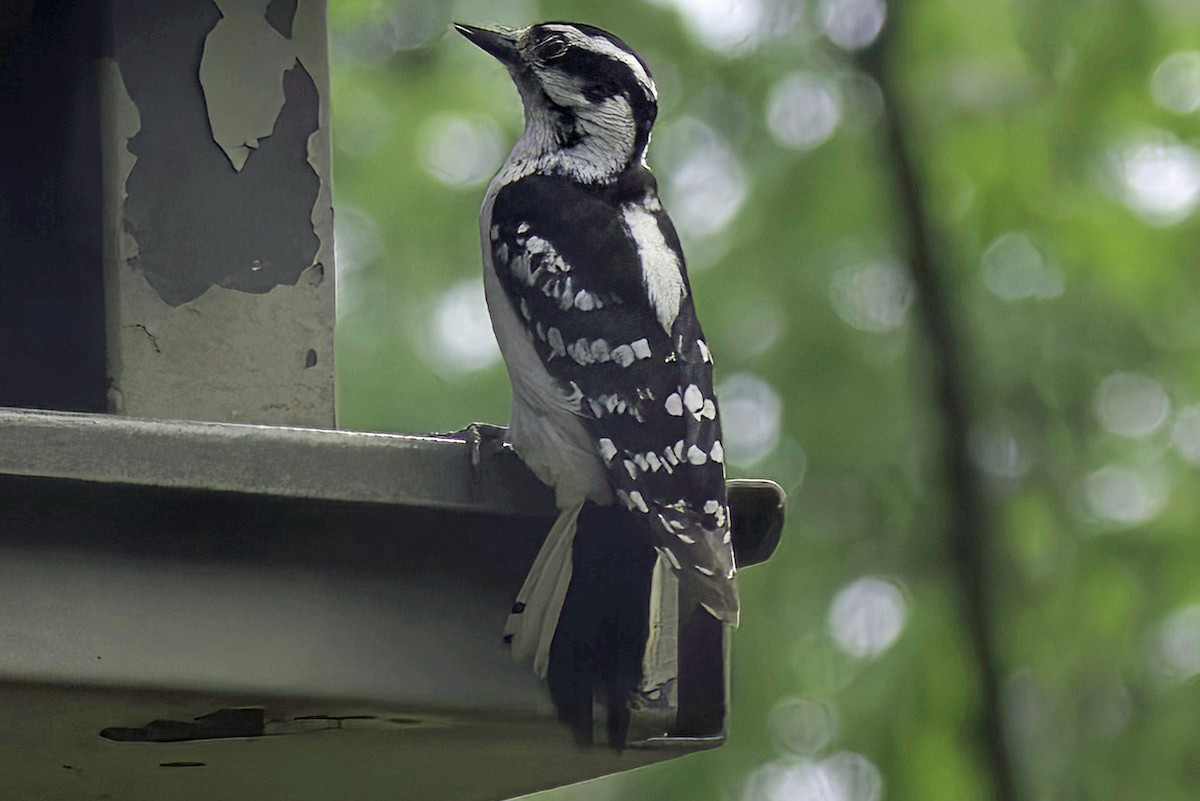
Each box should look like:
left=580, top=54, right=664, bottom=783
left=0, top=406, right=785, bottom=800
left=0, top=407, right=785, bottom=566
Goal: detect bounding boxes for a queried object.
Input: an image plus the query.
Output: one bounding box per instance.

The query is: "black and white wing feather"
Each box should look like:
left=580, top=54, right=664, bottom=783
left=489, top=172, right=737, bottom=623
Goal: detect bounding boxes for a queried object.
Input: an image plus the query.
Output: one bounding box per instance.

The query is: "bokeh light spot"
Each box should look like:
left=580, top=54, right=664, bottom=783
left=421, top=279, right=501, bottom=376
left=1171, top=405, right=1200, bottom=464
left=1155, top=605, right=1200, bottom=682
left=767, top=698, right=837, bottom=756
left=819, top=0, right=887, bottom=51
left=724, top=296, right=786, bottom=359
left=1084, top=464, right=1167, bottom=527
left=657, top=118, right=748, bottom=242
left=1150, top=51, right=1200, bottom=114
left=648, top=0, right=801, bottom=55
left=980, top=231, right=1064, bottom=301
left=744, top=753, right=883, bottom=801
left=969, top=421, right=1031, bottom=479
left=333, top=204, right=383, bottom=317
left=716, top=373, right=783, bottom=466
left=828, top=577, right=907, bottom=660
left=418, top=114, right=506, bottom=188
left=1094, top=371, right=1170, bottom=438
left=334, top=85, right=395, bottom=158
left=1107, top=133, right=1200, bottom=226
left=829, top=260, right=912, bottom=332
left=332, top=0, right=450, bottom=65
left=766, top=73, right=842, bottom=151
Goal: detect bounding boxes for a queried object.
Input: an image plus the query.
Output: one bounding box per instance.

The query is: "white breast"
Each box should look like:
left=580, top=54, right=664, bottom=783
left=479, top=184, right=613, bottom=509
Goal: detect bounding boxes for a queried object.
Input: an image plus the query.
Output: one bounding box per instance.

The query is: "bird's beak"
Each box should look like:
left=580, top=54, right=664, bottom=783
left=454, top=23, right=521, bottom=66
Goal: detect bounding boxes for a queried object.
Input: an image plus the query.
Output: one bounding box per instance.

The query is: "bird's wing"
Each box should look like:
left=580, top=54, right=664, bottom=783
left=489, top=174, right=737, bottom=622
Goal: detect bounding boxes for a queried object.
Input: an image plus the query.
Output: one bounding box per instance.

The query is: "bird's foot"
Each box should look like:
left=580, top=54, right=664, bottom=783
left=458, top=421, right=511, bottom=469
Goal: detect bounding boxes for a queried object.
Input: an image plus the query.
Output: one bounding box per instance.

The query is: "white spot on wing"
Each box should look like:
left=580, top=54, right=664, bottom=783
left=710, top=440, right=724, bottom=462
left=683, top=384, right=704, bottom=414
left=695, top=565, right=715, bottom=576
left=624, top=459, right=638, bottom=479
left=568, top=338, right=593, bottom=365
left=697, top=339, right=712, bottom=362
left=612, top=344, right=636, bottom=367
left=590, top=339, right=611, bottom=362
left=701, top=399, right=717, bottom=419
left=703, top=500, right=721, bottom=514
left=677, top=532, right=696, bottom=544
left=658, top=546, right=682, bottom=570
left=687, top=444, right=708, bottom=464
left=665, top=393, right=684, bottom=416
left=574, top=290, right=596, bottom=311
left=599, top=438, right=617, bottom=462
left=622, top=204, right=686, bottom=333
left=630, top=338, right=652, bottom=359
left=646, top=451, right=662, bottom=471
left=547, top=327, right=565, bottom=358
left=628, top=490, right=649, bottom=512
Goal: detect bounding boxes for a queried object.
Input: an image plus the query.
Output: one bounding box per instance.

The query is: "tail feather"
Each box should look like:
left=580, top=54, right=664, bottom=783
left=641, top=553, right=679, bottom=692
left=506, top=501, right=584, bottom=678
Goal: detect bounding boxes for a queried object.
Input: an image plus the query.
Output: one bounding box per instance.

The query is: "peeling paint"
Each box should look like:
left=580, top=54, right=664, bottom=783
left=98, top=55, right=142, bottom=277
left=264, top=0, right=297, bottom=38
left=112, top=261, right=333, bottom=424
left=121, top=2, right=321, bottom=305
left=200, top=0, right=299, bottom=172
left=292, top=0, right=336, bottom=311
left=103, top=0, right=334, bottom=426
left=101, top=707, right=265, bottom=742
left=198, top=0, right=335, bottom=292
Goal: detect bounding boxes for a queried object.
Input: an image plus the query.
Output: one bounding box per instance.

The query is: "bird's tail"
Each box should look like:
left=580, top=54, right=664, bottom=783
left=505, top=501, right=585, bottom=679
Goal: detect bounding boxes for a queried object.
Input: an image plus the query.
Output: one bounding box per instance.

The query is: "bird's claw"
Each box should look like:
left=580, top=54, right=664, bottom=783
left=461, top=421, right=510, bottom=469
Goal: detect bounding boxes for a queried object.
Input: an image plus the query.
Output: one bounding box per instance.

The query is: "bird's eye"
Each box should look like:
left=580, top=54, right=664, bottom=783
left=536, top=34, right=569, bottom=61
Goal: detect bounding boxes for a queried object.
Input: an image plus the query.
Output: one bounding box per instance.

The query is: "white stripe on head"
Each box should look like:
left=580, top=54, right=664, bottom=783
left=543, top=24, right=658, bottom=100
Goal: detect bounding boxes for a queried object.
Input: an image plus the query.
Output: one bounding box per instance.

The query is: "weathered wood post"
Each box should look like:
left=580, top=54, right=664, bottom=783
left=0, top=3, right=785, bottom=799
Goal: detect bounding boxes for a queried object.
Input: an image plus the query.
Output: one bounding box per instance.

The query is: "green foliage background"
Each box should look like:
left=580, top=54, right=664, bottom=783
left=328, top=1, right=1200, bottom=798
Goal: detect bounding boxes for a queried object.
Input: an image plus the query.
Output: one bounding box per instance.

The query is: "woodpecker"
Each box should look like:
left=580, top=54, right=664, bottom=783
left=457, top=20, right=737, bottom=716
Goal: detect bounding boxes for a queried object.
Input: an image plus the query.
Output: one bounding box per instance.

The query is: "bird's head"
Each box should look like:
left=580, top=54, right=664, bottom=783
left=456, top=21, right=659, bottom=180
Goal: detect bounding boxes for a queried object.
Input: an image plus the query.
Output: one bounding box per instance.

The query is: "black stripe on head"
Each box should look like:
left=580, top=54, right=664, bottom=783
left=557, top=23, right=653, bottom=81
left=530, top=22, right=657, bottom=105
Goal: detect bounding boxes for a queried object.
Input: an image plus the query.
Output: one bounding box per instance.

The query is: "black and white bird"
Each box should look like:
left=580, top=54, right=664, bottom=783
left=456, top=20, right=737, bottom=718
